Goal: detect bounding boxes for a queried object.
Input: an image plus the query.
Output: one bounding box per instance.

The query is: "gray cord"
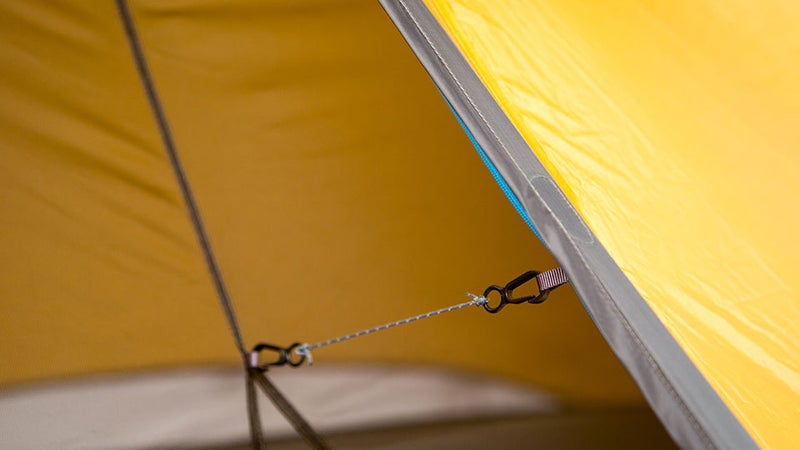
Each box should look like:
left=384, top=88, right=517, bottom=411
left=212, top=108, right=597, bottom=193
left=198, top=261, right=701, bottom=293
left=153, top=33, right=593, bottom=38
left=296, top=294, right=488, bottom=364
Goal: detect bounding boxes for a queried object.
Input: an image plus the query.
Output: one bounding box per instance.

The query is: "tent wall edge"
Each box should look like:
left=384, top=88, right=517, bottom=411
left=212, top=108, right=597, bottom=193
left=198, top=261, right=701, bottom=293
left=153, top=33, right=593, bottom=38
left=378, top=1, right=758, bottom=449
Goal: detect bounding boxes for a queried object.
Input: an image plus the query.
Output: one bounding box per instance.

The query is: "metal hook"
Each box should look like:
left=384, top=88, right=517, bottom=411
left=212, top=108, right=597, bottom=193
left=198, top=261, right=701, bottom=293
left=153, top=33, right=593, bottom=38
left=482, top=270, right=552, bottom=314
left=247, top=342, right=306, bottom=371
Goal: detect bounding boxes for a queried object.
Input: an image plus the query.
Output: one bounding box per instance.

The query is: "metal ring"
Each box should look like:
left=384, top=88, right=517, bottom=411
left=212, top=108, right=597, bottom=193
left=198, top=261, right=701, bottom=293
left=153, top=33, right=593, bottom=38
left=284, top=342, right=306, bottom=367
left=482, top=285, right=506, bottom=314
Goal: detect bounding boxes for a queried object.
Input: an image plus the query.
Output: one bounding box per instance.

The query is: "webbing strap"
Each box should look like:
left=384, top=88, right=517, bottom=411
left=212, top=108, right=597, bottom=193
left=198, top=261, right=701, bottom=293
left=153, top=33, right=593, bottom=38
left=248, top=369, right=330, bottom=450
left=536, top=267, right=569, bottom=291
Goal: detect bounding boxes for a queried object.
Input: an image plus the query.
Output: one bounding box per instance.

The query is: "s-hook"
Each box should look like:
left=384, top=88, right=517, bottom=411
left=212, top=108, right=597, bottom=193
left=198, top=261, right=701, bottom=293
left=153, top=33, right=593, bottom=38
left=481, top=267, right=569, bottom=314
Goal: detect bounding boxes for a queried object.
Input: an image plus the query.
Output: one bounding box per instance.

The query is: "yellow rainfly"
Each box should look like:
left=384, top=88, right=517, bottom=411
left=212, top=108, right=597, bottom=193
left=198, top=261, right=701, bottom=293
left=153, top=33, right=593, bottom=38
left=426, top=0, right=800, bottom=447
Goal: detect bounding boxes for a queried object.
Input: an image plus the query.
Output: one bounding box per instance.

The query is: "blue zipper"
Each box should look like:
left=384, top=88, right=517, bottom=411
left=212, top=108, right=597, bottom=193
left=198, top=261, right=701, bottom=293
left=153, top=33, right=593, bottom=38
left=443, top=97, right=542, bottom=241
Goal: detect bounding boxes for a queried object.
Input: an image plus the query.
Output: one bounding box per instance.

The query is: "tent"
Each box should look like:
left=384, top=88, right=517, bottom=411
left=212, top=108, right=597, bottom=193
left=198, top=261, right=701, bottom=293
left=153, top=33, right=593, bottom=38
left=1, top=0, right=797, bottom=448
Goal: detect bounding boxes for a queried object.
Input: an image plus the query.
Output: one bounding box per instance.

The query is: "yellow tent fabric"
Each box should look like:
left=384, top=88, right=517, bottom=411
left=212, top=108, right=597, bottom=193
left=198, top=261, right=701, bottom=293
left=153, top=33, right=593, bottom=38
left=421, top=0, right=800, bottom=448
left=4, top=0, right=797, bottom=448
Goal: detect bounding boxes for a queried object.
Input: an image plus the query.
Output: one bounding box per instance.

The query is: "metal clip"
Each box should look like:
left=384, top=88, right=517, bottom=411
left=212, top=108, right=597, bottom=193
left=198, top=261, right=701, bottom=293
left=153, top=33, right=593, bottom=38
left=482, top=270, right=555, bottom=314
left=247, top=342, right=306, bottom=371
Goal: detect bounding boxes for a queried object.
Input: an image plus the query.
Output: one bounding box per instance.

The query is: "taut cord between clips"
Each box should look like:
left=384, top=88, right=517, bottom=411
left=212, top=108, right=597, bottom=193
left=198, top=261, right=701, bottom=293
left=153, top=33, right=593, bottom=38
left=247, top=267, right=569, bottom=369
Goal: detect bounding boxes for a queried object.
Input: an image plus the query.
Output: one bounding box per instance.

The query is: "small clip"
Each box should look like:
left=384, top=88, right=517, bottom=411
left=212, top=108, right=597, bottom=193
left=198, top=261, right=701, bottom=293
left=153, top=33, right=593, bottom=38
left=482, top=270, right=561, bottom=314
left=248, top=342, right=306, bottom=371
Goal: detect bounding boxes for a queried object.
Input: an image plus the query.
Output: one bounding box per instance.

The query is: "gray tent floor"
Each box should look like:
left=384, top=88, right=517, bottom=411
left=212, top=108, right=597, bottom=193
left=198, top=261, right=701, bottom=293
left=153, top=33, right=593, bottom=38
left=220, top=407, right=677, bottom=449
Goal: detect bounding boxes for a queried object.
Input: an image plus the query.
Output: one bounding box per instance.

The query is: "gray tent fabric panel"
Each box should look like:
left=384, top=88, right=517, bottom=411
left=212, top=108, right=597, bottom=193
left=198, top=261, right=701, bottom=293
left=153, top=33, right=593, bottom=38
left=379, top=1, right=758, bottom=449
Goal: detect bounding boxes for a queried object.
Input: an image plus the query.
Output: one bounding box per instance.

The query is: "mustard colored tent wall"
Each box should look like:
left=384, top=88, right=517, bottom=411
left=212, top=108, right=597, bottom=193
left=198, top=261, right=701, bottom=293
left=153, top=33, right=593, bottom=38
left=382, top=0, right=800, bottom=448
left=0, top=0, right=643, bottom=418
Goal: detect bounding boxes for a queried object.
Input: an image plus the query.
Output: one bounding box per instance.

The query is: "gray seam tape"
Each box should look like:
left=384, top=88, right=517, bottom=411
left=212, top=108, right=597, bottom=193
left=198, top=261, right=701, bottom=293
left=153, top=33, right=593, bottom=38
left=531, top=176, right=593, bottom=245
left=387, top=8, right=710, bottom=441
left=380, top=1, right=758, bottom=448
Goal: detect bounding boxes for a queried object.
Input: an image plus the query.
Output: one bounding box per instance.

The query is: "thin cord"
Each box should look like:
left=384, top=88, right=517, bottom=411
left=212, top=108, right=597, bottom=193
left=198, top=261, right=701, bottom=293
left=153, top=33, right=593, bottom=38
left=115, top=0, right=246, bottom=356
left=296, top=294, right=487, bottom=364
left=249, top=369, right=330, bottom=450
left=245, top=373, right=267, bottom=450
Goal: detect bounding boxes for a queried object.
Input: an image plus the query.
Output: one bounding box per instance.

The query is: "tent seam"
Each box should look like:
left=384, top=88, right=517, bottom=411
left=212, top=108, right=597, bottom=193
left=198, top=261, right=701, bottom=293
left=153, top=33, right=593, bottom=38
left=394, top=1, right=713, bottom=448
